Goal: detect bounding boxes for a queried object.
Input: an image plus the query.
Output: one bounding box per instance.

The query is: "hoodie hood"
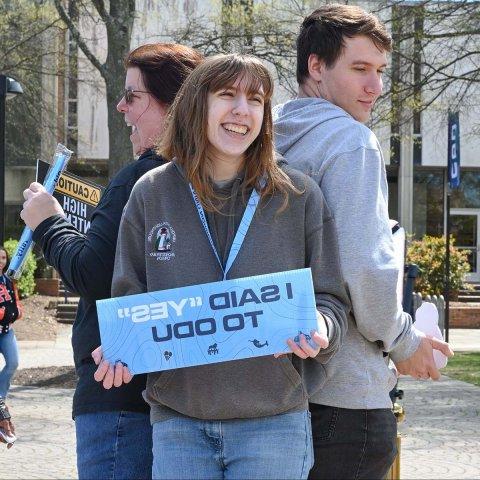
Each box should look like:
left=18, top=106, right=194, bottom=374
left=273, top=98, right=381, bottom=179
left=273, top=98, right=351, bottom=155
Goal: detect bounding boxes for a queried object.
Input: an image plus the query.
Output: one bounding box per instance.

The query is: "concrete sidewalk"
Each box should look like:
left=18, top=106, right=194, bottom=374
left=0, top=386, right=76, bottom=479
left=15, top=323, right=74, bottom=369
left=0, top=327, right=478, bottom=479
left=447, top=328, right=480, bottom=352
left=1, top=374, right=479, bottom=479
left=398, top=376, right=480, bottom=479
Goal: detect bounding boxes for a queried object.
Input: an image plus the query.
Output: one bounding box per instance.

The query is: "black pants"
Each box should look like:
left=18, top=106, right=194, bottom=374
left=308, top=403, right=397, bottom=480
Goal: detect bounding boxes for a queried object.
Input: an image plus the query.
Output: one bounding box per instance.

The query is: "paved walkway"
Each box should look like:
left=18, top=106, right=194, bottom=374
left=15, top=323, right=74, bottom=369
left=0, top=386, right=76, bottom=479
left=0, top=327, right=478, bottom=479
left=447, top=328, right=480, bottom=352
left=398, top=376, right=480, bottom=479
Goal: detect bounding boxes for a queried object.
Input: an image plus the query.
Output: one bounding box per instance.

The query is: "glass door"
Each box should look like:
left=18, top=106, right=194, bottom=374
left=450, top=209, right=480, bottom=282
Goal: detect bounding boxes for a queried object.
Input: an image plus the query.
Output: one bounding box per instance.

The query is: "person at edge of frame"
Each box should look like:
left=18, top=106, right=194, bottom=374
left=273, top=5, right=454, bottom=480
left=19, top=44, right=204, bottom=479
left=94, top=53, right=350, bottom=480
left=0, top=245, right=22, bottom=404
left=0, top=395, right=15, bottom=449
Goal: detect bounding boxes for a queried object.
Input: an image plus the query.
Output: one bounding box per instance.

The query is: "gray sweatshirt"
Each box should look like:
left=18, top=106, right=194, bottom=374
left=273, top=98, right=422, bottom=409
left=112, top=161, right=349, bottom=422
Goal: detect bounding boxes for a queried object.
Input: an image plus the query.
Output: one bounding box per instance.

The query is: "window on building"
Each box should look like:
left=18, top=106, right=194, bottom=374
left=387, top=166, right=399, bottom=221
left=451, top=171, right=480, bottom=209
left=412, top=169, right=444, bottom=238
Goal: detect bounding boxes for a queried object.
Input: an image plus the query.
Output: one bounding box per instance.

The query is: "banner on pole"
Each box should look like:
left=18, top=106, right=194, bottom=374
left=97, top=268, right=318, bottom=374
left=448, top=112, right=461, bottom=189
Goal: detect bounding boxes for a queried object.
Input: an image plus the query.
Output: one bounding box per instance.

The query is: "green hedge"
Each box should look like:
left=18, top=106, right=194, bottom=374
left=3, top=238, right=37, bottom=298
left=406, top=235, right=470, bottom=297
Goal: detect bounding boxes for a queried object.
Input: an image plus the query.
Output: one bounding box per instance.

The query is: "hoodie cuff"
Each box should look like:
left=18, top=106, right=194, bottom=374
left=389, top=325, right=424, bottom=363
left=32, top=215, right=68, bottom=243
left=324, top=315, right=333, bottom=340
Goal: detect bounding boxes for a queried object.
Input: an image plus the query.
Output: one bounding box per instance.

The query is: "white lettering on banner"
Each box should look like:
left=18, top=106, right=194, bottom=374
left=450, top=123, right=459, bottom=181
left=65, top=213, right=91, bottom=234
left=63, top=197, right=87, bottom=217
left=117, top=284, right=293, bottom=324
left=451, top=163, right=459, bottom=180
left=119, top=298, right=198, bottom=323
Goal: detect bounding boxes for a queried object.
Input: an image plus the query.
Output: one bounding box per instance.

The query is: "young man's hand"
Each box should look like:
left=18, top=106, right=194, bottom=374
left=395, top=334, right=454, bottom=380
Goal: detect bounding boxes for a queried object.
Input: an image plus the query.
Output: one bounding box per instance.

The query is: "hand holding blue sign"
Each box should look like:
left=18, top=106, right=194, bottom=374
left=94, top=269, right=326, bottom=389
left=93, top=312, right=329, bottom=390
left=92, top=346, right=133, bottom=389
left=275, top=311, right=329, bottom=359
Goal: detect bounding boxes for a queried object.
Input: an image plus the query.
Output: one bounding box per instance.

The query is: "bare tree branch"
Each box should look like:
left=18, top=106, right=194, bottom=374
left=53, top=0, right=106, bottom=79
left=91, top=0, right=111, bottom=24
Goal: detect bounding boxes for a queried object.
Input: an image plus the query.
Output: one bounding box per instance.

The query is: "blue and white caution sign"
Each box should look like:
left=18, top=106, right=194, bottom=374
left=97, top=268, right=318, bottom=374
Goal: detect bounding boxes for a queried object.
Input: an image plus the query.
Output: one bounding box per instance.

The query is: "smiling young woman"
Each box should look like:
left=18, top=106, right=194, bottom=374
left=96, top=54, right=349, bottom=480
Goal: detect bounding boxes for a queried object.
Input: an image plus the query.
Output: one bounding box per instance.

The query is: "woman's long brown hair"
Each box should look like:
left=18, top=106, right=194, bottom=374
left=158, top=54, right=297, bottom=212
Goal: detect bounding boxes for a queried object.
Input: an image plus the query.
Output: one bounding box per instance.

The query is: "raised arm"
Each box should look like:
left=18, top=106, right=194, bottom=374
left=23, top=181, right=131, bottom=300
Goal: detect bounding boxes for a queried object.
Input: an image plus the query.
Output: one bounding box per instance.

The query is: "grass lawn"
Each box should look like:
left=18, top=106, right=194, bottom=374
left=442, top=352, right=480, bottom=387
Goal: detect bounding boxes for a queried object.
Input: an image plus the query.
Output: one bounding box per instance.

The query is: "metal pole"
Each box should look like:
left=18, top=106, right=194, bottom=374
left=0, top=74, right=7, bottom=246
left=445, top=188, right=450, bottom=343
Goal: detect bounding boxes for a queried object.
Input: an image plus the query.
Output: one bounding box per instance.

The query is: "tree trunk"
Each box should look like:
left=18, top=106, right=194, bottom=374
left=104, top=0, right=135, bottom=178
left=105, top=75, right=131, bottom=178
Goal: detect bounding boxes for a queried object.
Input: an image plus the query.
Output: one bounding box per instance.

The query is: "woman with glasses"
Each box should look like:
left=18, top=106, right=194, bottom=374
left=20, top=43, right=203, bottom=479
left=96, top=53, right=349, bottom=479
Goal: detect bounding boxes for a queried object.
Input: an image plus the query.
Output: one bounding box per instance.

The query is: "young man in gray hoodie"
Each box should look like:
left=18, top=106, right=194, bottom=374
left=273, top=5, right=454, bottom=479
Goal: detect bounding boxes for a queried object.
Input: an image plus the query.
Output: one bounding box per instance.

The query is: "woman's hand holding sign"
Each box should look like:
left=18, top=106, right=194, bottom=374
left=275, top=311, right=329, bottom=359
left=92, top=346, right=133, bottom=389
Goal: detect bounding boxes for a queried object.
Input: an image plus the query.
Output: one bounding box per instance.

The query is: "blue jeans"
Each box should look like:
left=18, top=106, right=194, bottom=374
left=75, top=411, right=152, bottom=480
left=152, top=410, right=313, bottom=480
left=0, top=329, right=19, bottom=398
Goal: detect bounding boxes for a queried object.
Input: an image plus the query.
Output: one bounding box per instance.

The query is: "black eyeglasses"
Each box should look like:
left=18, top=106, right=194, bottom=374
left=121, top=87, right=150, bottom=104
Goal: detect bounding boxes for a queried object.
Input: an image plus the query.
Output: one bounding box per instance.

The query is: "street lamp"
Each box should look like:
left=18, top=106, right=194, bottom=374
left=0, top=75, right=24, bottom=245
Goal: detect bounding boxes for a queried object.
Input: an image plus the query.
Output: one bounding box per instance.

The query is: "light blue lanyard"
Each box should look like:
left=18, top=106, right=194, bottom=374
left=189, top=183, right=260, bottom=280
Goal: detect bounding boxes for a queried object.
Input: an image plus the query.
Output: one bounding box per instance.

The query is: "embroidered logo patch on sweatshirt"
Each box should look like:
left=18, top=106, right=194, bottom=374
left=147, top=222, right=176, bottom=261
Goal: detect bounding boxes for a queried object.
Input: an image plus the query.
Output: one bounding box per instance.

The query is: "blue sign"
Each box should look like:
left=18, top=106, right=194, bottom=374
left=448, top=112, right=461, bottom=189
left=97, top=268, right=318, bottom=374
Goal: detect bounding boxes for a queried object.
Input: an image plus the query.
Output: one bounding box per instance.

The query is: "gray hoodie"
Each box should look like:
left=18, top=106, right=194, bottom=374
left=273, top=98, right=422, bottom=409
left=112, top=161, right=349, bottom=422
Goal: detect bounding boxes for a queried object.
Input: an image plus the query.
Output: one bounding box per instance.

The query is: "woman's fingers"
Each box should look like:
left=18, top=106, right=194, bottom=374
left=102, top=363, right=115, bottom=389
left=286, top=338, right=309, bottom=359
left=122, top=367, right=133, bottom=384
left=113, top=362, right=125, bottom=387
left=311, top=330, right=329, bottom=349
left=283, top=331, right=328, bottom=359
left=94, top=355, right=132, bottom=389
left=91, top=346, right=103, bottom=365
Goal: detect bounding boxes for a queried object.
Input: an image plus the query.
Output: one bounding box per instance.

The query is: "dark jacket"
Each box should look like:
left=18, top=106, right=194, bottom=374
left=0, top=274, right=22, bottom=334
left=33, top=149, right=167, bottom=417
